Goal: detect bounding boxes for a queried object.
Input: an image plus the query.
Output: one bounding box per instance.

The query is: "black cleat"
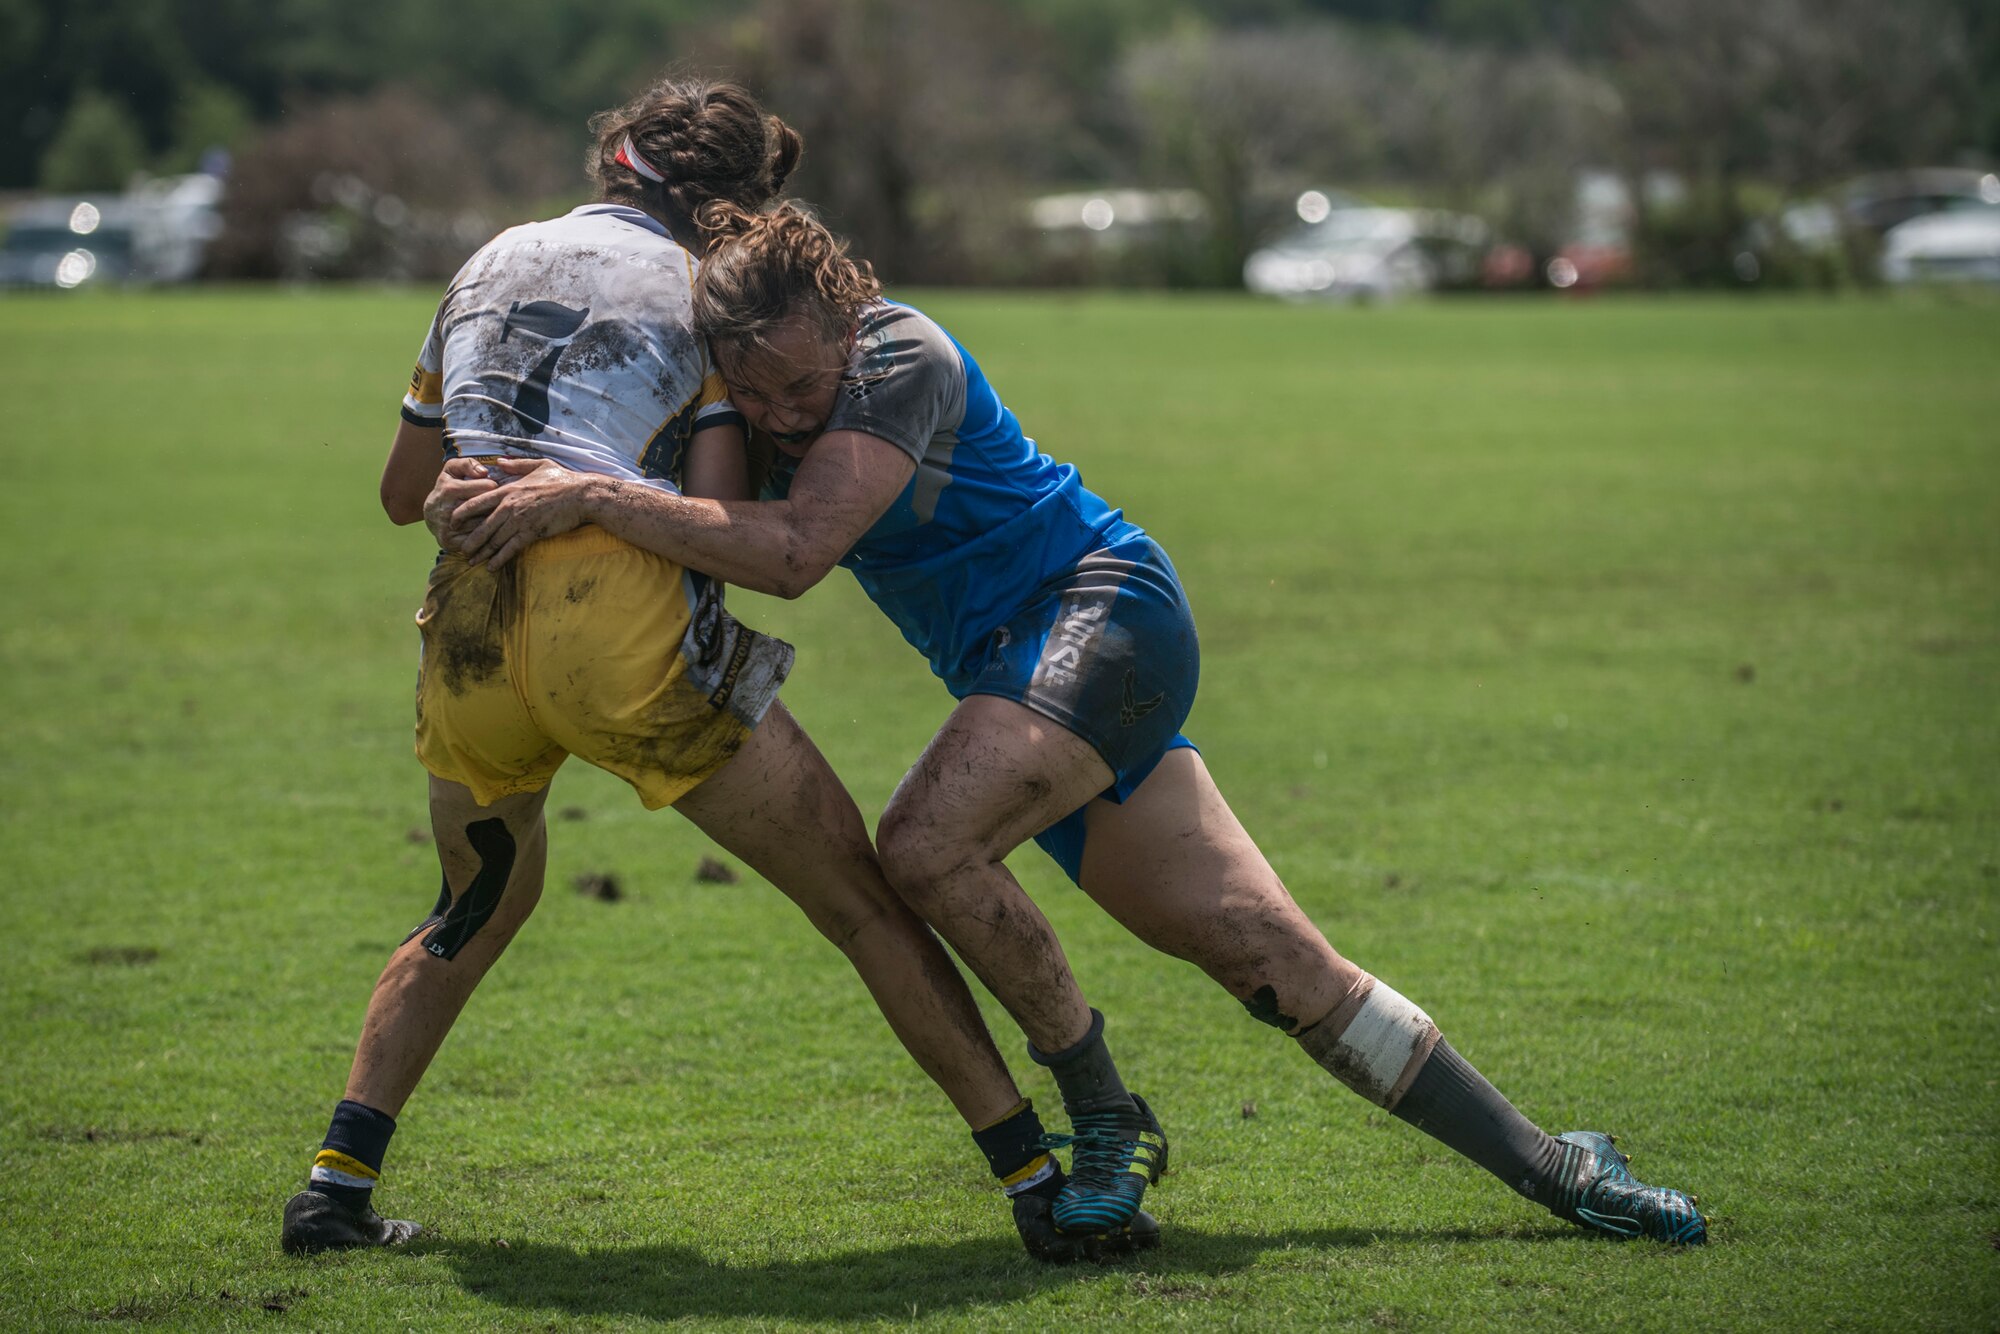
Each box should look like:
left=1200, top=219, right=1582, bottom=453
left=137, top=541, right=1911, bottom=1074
left=1013, top=1191, right=1161, bottom=1264
left=281, top=1190, right=422, bottom=1255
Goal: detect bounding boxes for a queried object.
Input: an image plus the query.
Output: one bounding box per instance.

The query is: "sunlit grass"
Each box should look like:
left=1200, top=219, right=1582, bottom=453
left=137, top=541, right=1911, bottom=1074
left=1, top=289, right=1994, bottom=1330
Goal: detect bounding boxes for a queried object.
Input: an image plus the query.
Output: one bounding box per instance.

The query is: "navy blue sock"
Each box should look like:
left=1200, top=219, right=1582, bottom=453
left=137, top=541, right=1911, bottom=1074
left=308, top=1099, right=397, bottom=1210
left=970, top=1099, right=1066, bottom=1202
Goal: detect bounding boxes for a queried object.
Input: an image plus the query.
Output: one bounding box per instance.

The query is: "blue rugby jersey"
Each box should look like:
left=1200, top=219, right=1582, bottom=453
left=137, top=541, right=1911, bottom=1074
left=761, top=301, right=1148, bottom=685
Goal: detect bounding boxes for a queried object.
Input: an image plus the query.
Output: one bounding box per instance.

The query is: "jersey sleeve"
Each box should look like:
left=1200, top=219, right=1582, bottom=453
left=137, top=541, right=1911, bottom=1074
left=691, top=367, right=745, bottom=436
left=399, top=310, right=446, bottom=427
left=823, top=306, right=959, bottom=465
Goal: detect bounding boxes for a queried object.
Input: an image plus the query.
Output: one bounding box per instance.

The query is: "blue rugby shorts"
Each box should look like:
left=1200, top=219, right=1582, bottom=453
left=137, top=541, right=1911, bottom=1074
left=953, top=534, right=1200, bottom=885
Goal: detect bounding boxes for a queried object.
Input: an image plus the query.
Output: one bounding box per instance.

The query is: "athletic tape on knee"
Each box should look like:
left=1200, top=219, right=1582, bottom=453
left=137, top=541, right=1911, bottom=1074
left=1295, top=978, right=1441, bottom=1110
left=420, top=818, right=516, bottom=961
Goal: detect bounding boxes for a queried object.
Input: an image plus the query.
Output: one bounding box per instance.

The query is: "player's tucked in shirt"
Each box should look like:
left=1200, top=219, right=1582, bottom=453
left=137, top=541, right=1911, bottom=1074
left=760, top=300, right=1147, bottom=685
left=401, top=203, right=742, bottom=491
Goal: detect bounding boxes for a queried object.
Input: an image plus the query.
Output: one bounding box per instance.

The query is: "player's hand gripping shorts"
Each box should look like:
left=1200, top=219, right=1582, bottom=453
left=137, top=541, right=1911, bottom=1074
left=413, top=525, right=792, bottom=809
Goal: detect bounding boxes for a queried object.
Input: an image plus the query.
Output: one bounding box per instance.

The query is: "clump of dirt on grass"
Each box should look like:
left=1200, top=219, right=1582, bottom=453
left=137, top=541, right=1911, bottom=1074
left=572, top=872, right=622, bottom=902
left=39, top=1125, right=196, bottom=1144
left=696, top=857, right=739, bottom=884
left=78, top=946, right=159, bottom=966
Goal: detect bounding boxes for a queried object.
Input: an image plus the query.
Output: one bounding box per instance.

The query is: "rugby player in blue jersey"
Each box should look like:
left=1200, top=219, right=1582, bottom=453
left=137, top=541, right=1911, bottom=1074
left=434, top=204, right=1709, bottom=1245
left=287, top=80, right=1140, bottom=1264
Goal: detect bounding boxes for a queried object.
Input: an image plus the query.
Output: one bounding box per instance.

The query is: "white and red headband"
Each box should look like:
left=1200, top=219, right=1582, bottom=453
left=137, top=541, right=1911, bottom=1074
left=615, top=134, right=666, bottom=184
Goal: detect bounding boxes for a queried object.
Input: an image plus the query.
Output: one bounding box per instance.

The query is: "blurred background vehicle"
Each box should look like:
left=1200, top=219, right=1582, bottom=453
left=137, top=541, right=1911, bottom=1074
left=1026, top=188, right=1211, bottom=286
left=1243, top=195, right=1489, bottom=301
left=1840, top=167, right=2000, bottom=233
left=1880, top=201, right=2000, bottom=283
left=1734, top=169, right=2000, bottom=285
left=1, top=174, right=222, bottom=289
left=1, top=0, right=1992, bottom=293
left=0, top=198, right=140, bottom=288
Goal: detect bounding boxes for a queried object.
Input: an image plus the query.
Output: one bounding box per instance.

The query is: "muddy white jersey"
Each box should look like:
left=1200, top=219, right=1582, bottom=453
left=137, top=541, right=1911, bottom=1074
left=400, top=203, right=741, bottom=490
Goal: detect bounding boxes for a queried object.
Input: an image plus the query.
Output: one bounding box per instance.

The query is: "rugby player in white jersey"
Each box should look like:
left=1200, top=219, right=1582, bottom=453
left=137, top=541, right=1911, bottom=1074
left=282, top=77, right=1144, bottom=1264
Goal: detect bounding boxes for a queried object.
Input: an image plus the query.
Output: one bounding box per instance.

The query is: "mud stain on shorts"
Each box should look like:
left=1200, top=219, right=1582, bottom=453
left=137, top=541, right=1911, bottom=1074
left=593, top=671, right=750, bottom=794
left=423, top=561, right=517, bottom=697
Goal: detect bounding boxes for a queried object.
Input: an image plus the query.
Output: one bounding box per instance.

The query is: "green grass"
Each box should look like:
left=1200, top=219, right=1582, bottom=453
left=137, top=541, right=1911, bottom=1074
left=1, top=288, right=1996, bottom=1331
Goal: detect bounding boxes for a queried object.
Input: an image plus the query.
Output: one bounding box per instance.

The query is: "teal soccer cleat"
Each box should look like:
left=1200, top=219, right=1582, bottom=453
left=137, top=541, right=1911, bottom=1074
left=1548, top=1131, right=1708, bottom=1244
left=1041, top=1092, right=1169, bottom=1236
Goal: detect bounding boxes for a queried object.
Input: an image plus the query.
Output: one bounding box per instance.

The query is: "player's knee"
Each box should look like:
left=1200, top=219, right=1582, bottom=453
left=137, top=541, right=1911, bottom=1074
left=407, top=817, right=529, bottom=961
left=875, top=801, right=970, bottom=911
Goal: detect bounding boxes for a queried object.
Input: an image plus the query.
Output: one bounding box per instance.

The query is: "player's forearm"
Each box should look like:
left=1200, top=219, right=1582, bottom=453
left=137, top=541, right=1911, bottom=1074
left=577, top=474, right=837, bottom=599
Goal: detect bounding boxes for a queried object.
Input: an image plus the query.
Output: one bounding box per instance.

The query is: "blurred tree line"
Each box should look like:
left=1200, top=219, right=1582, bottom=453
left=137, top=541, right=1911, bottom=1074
left=3, top=0, right=1991, bottom=284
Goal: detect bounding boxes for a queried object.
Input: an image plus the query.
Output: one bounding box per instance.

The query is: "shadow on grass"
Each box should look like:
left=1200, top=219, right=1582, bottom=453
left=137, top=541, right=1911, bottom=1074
left=431, top=1223, right=1569, bottom=1322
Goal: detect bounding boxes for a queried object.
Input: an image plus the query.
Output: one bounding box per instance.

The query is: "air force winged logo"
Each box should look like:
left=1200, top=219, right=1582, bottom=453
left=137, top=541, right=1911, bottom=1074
left=1120, top=670, right=1166, bottom=726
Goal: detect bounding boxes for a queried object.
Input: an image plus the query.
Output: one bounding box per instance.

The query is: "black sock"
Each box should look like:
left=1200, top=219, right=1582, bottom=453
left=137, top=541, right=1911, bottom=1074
left=1390, top=1040, right=1566, bottom=1203
left=970, top=1099, right=1066, bottom=1201
left=308, top=1099, right=397, bottom=1210
left=1026, top=1009, right=1136, bottom=1118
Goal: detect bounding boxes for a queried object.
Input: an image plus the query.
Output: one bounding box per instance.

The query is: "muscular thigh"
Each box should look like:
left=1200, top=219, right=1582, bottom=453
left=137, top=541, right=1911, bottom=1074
left=883, top=695, right=1115, bottom=866
left=1075, top=748, right=1360, bottom=1031
left=671, top=701, right=886, bottom=944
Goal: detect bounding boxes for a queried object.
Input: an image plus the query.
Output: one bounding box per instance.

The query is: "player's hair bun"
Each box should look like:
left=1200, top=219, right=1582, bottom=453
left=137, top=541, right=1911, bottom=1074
left=767, top=117, right=803, bottom=194
left=586, top=75, right=804, bottom=247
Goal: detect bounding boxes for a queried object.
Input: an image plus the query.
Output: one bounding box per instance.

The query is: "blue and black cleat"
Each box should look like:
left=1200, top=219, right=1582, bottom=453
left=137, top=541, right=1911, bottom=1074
left=1547, top=1131, right=1708, bottom=1244
left=1040, top=1092, right=1169, bottom=1237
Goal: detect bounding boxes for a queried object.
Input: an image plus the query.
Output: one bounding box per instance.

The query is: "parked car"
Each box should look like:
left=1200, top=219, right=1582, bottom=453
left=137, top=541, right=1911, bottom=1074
left=1879, top=203, right=2000, bottom=285
left=1735, top=170, right=2000, bottom=285
left=0, top=200, right=140, bottom=288
left=1243, top=207, right=1489, bottom=302
left=1841, top=168, right=2000, bottom=235
left=0, top=175, right=223, bottom=289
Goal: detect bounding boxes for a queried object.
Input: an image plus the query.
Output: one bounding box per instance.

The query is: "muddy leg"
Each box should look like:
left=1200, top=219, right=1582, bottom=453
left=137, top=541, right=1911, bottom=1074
left=342, top=777, right=549, bottom=1115
left=875, top=695, right=1116, bottom=1055
left=1073, top=747, right=1364, bottom=1033
left=671, top=701, right=1022, bottom=1127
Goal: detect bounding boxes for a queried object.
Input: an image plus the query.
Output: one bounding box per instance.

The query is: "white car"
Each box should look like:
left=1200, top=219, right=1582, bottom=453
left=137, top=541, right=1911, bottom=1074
left=1879, top=204, right=2000, bottom=285
left=1244, top=207, right=1488, bottom=302
left=0, top=176, right=222, bottom=289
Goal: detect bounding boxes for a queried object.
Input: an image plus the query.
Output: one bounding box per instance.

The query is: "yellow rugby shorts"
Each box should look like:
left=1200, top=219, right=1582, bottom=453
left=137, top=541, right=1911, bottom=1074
left=413, top=525, right=793, bottom=809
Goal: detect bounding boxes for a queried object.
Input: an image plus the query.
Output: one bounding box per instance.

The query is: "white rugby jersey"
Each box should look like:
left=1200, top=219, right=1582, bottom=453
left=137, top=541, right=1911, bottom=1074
left=401, top=204, right=741, bottom=489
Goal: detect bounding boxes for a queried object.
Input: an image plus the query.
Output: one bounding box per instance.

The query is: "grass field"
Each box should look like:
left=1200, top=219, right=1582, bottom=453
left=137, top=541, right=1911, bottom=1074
left=1, top=288, right=1996, bottom=1331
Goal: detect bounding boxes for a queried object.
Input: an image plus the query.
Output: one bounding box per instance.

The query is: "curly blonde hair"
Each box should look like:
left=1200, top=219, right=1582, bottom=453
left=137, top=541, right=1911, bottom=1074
left=691, top=201, right=882, bottom=367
